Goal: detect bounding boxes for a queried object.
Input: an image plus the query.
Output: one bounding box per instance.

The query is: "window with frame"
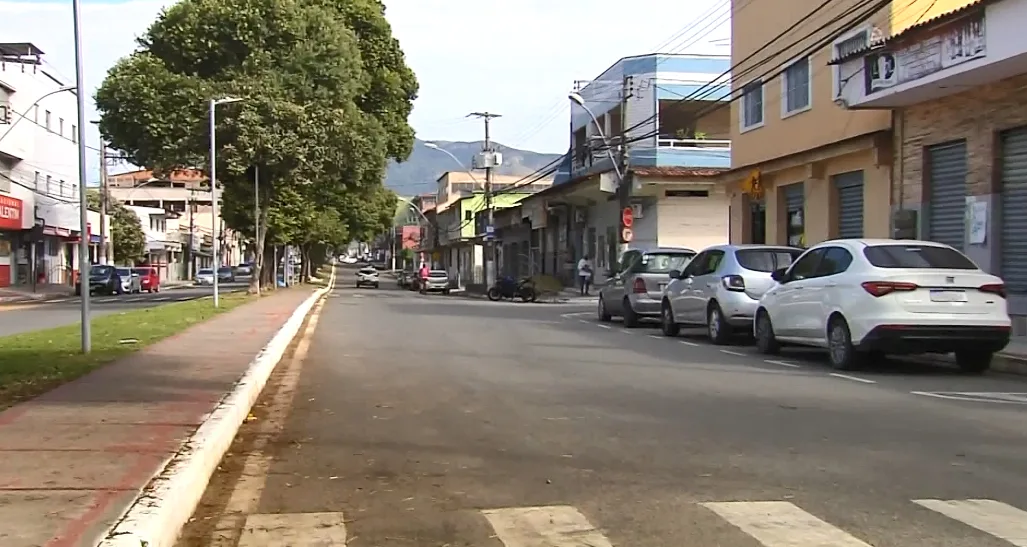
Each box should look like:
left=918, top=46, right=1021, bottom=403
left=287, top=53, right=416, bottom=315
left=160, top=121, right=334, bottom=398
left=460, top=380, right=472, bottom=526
left=783, top=57, right=811, bottom=114
left=742, top=80, right=764, bottom=129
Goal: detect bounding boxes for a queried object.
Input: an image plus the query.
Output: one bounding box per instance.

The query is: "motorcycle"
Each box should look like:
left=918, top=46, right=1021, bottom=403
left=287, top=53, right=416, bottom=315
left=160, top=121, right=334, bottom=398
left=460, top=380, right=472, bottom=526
left=487, top=275, right=537, bottom=302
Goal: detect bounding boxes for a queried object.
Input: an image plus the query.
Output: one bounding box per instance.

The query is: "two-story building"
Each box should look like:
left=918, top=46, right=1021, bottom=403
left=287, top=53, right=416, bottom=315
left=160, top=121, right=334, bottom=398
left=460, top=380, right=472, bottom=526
left=517, top=53, right=733, bottom=285
left=126, top=205, right=185, bottom=282
left=830, top=0, right=1027, bottom=330
left=0, top=42, right=107, bottom=288
left=723, top=1, right=902, bottom=248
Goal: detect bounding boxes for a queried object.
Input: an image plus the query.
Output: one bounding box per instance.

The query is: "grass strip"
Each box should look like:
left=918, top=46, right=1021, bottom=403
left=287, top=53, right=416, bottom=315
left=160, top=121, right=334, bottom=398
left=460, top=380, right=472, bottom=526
left=0, top=293, right=252, bottom=409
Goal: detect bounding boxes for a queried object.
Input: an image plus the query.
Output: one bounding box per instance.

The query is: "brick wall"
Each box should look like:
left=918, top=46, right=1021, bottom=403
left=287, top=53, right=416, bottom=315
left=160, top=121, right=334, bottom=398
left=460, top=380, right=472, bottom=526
left=897, top=72, right=1027, bottom=204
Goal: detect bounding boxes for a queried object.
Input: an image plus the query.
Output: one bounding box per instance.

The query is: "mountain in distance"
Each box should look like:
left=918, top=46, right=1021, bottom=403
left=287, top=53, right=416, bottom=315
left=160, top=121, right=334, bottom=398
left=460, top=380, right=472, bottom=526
left=385, top=138, right=564, bottom=197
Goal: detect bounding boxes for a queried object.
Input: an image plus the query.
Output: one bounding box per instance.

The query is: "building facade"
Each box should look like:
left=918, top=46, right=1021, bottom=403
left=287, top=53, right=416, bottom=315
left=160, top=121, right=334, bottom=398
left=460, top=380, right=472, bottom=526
left=0, top=42, right=107, bottom=288
left=833, top=0, right=1027, bottom=328
left=724, top=1, right=897, bottom=247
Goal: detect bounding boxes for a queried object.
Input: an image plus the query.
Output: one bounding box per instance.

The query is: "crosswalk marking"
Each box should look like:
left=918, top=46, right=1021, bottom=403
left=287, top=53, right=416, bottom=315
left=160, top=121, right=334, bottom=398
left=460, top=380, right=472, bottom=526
left=481, top=505, right=614, bottom=547
left=914, top=499, right=1027, bottom=546
left=701, top=501, right=873, bottom=547
left=237, top=512, right=347, bottom=546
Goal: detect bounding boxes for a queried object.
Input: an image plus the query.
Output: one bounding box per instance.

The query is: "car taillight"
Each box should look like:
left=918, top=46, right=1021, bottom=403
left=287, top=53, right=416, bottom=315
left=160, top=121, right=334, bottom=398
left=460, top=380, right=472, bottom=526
left=979, top=283, right=1007, bottom=298
left=861, top=281, right=918, bottom=297
left=632, top=278, right=647, bottom=294
left=721, top=275, right=745, bottom=292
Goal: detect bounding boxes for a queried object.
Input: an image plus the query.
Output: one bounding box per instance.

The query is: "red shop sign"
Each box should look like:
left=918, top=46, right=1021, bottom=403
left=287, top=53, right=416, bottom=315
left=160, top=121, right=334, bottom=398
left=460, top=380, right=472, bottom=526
left=0, top=194, right=23, bottom=231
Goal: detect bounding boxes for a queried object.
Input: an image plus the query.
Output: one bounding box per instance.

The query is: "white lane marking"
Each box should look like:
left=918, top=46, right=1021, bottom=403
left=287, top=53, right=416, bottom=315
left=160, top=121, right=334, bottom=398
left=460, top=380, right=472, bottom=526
left=829, top=373, right=876, bottom=384
left=579, top=319, right=590, bottom=324
left=50, top=298, right=70, bottom=303
left=153, top=297, right=170, bottom=302
left=620, top=329, right=633, bottom=334
left=702, top=501, right=873, bottom=547
left=96, top=298, right=117, bottom=303
left=648, top=334, right=664, bottom=340
left=597, top=324, right=612, bottom=329
left=127, top=297, right=143, bottom=302
left=720, top=349, right=747, bottom=357
left=910, top=391, right=1027, bottom=404
left=238, top=512, right=347, bottom=546
left=914, top=499, right=1027, bottom=546
left=481, top=505, right=614, bottom=547
left=764, top=359, right=800, bottom=368
left=680, top=340, right=700, bottom=347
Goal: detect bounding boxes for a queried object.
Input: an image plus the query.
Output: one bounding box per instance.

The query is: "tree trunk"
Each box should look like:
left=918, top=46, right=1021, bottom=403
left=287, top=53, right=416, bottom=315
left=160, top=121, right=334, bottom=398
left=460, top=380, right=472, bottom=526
left=262, top=244, right=276, bottom=290
left=248, top=207, right=269, bottom=295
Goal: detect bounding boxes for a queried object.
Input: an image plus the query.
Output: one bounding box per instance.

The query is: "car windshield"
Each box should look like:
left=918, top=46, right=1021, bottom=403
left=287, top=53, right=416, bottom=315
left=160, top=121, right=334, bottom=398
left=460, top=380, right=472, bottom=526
left=863, top=244, right=978, bottom=270
left=218, top=267, right=232, bottom=273
left=89, top=265, right=114, bottom=277
left=429, top=270, right=448, bottom=278
left=359, top=268, right=377, bottom=274
left=633, top=252, right=695, bottom=274
left=736, top=248, right=804, bottom=272
left=132, top=268, right=152, bottom=276
left=198, top=269, right=213, bottom=275
left=115, top=268, right=132, bottom=276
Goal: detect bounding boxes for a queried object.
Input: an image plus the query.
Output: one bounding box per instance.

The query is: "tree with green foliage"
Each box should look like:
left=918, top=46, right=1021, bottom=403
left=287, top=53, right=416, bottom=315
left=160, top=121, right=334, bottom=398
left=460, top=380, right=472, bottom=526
left=86, top=191, right=146, bottom=265
left=93, top=0, right=416, bottom=291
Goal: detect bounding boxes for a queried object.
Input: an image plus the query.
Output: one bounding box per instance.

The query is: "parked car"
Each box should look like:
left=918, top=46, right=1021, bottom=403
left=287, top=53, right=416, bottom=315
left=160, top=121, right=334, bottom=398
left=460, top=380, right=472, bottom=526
left=597, top=247, right=696, bottom=327
left=661, top=244, right=803, bottom=344
left=217, top=266, right=235, bottom=283
left=753, top=239, right=1010, bottom=373
left=356, top=266, right=380, bottom=288
left=235, top=263, right=253, bottom=276
left=75, top=264, right=123, bottom=296
left=115, top=267, right=141, bottom=294
left=420, top=270, right=451, bottom=294
left=133, top=266, right=161, bottom=293
left=397, top=271, right=411, bottom=288
left=196, top=268, right=215, bottom=285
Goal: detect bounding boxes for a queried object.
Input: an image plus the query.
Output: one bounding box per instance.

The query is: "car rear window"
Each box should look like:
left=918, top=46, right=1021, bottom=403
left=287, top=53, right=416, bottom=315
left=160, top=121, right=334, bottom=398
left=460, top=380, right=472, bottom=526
left=863, top=244, right=978, bottom=269
left=198, top=269, right=213, bottom=275
left=736, top=248, right=803, bottom=272
left=116, top=268, right=131, bottom=276
left=633, top=252, right=695, bottom=274
left=429, top=270, right=448, bottom=277
left=133, top=268, right=151, bottom=275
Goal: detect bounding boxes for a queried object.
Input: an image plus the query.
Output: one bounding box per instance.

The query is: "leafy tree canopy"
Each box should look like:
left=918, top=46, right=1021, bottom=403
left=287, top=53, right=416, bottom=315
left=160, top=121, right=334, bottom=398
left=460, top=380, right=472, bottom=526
left=93, top=0, right=416, bottom=259
left=86, top=191, right=146, bottom=264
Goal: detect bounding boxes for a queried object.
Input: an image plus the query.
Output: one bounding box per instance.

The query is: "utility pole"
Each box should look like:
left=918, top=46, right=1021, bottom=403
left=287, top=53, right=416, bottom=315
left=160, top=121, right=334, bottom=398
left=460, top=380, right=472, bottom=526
left=254, top=165, right=260, bottom=296
left=187, top=190, right=195, bottom=279
left=616, top=76, right=634, bottom=265
left=98, top=140, right=109, bottom=265
left=469, top=111, right=501, bottom=286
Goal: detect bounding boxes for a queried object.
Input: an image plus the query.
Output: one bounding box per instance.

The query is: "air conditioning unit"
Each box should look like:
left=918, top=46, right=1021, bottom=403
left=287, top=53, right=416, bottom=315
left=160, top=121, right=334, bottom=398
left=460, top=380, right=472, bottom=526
left=0, top=104, right=11, bottom=124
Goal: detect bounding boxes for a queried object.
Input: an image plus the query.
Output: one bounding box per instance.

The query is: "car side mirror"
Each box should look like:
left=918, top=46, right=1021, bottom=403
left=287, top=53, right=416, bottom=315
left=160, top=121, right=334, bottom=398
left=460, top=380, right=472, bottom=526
left=668, top=269, right=681, bottom=279
left=770, top=267, right=788, bottom=283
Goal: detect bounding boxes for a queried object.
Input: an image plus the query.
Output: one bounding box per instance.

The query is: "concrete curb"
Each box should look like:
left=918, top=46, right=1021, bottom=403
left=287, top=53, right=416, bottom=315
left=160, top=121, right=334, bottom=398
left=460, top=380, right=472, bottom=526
left=96, top=265, right=337, bottom=547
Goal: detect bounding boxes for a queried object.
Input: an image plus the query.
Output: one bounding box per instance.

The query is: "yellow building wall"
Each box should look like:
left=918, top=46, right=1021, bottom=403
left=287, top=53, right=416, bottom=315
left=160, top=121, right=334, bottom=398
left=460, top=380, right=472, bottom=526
left=890, top=0, right=983, bottom=35
left=729, top=0, right=893, bottom=169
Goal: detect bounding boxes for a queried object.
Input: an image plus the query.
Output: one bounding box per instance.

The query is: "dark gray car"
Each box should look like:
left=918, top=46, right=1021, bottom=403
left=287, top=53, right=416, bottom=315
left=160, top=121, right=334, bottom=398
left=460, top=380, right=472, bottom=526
left=597, top=246, right=696, bottom=327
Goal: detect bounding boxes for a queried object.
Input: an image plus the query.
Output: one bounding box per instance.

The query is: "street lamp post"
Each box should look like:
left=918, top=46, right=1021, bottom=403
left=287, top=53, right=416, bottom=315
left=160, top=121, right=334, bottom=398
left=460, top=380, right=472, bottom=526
left=568, top=92, right=624, bottom=182
left=209, top=96, right=243, bottom=308
left=72, top=0, right=92, bottom=352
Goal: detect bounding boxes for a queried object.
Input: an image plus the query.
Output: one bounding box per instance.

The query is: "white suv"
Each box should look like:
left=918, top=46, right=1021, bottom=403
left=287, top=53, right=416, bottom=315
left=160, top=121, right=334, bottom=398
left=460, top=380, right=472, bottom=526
left=754, top=239, right=1010, bottom=373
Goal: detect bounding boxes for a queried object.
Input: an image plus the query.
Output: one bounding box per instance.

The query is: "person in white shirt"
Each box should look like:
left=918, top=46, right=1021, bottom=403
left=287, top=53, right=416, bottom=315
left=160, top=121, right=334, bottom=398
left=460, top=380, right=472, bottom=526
left=577, top=255, right=593, bottom=296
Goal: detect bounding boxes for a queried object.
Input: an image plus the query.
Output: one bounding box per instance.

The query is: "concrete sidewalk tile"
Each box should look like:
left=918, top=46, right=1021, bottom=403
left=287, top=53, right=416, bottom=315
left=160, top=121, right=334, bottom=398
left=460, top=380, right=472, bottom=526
left=0, top=286, right=318, bottom=547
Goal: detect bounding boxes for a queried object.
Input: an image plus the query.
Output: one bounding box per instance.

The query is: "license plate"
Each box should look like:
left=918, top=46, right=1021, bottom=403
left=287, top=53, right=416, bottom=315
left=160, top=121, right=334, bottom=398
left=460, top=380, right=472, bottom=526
left=930, top=289, right=967, bottom=302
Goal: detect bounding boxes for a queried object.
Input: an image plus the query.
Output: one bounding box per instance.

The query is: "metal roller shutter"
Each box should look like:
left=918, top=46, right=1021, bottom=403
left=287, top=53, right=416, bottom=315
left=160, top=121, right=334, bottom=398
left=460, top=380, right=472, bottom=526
left=927, top=141, right=968, bottom=249
left=833, top=171, right=864, bottom=238
left=783, top=183, right=804, bottom=212
left=1001, top=127, right=1027, bottom=294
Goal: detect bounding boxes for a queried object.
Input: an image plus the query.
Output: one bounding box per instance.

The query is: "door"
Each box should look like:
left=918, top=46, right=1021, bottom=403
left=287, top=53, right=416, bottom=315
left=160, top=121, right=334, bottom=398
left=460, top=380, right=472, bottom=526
left=772, top=248, right=826, bottom=337
left=689, top=250, right=726, bottom=322
left=604, top=249, right=641, bottom=314
left=669, top=250, right=706, bottom=322
left=799, top=246, right=854, bottom=341
left=1000, top=126, right=1027, bottom=296
left=783, top=183, right=805, bottom=247
left=927, top=141, right=968, bottom=249
left=833, top=171, right=864, bottom=238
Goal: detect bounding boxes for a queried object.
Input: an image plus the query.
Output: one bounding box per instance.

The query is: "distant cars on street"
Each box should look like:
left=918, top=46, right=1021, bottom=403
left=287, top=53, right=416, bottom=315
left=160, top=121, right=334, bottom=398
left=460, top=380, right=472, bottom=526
left=356, top=266, right=380, bottom=288
left=420, top=270, right=451, bottom=294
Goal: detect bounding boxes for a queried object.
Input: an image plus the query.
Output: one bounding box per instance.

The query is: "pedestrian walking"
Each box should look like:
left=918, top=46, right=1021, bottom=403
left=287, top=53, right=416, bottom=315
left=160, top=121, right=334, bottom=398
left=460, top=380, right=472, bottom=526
left=577, top=254, right=593, bottom=296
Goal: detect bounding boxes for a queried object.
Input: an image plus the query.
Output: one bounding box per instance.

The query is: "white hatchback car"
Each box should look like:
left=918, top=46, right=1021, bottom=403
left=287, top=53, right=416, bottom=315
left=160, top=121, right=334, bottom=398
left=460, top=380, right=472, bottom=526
left=754, top=239, right=1010, bottom=373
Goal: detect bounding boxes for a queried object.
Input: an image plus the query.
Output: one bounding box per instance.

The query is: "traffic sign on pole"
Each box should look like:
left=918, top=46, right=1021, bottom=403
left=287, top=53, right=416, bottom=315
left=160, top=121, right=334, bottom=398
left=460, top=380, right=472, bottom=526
left=621, top=207, right=633, bottom=228
left=621, top=227, right=634, bottom=243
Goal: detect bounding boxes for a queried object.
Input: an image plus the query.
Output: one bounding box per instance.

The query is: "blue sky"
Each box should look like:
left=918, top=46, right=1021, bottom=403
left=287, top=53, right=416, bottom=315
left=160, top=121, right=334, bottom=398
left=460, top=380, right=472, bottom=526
left=1, top=0, right=730, bottom=165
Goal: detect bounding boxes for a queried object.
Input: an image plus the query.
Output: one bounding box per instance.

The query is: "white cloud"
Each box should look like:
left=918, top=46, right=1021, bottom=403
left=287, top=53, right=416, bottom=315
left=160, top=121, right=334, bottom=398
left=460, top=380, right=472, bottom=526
left=1, top=0, right=730, bottom=163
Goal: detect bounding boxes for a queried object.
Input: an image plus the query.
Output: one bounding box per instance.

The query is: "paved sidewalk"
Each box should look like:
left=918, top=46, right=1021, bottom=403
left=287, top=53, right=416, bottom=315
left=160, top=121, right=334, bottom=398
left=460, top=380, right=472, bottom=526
left=0, top=287, right=317, bottom=547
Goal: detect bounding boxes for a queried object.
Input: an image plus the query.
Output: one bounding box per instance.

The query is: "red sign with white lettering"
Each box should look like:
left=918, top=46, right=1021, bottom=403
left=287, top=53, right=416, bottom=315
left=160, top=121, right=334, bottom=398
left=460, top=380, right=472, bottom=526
left=0, top=194, right=23, bottom=231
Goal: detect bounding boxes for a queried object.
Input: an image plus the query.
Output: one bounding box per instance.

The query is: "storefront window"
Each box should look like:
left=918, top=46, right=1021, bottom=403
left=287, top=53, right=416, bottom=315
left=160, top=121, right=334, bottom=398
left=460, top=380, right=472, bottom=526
left=787, top=208, right=806, bottom=248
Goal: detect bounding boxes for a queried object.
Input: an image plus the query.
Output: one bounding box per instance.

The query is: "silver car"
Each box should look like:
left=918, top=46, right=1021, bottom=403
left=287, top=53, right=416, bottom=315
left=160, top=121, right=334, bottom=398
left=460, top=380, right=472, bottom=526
left=196, top=268, right=215, bottom=285
left=420, top=270, right=451, bottom=294
left=115, top=267, right=141, bottom=294
left=597, top=246, right=696, bottom=327
left=660, top=244, right=802, bottom=344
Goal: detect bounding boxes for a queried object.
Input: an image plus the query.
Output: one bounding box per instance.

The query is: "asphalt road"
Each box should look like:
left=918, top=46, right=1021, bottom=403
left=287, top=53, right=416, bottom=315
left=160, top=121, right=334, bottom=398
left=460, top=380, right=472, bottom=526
left=181, top=281, right=1027, bottom=547
left=0, top=281, right=250, bottom=337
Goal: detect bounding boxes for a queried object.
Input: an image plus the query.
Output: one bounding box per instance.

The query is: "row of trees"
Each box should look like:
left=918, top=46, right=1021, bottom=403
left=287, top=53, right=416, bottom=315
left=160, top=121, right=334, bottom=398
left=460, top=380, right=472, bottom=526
left=93, top=0, right=415, bottom=290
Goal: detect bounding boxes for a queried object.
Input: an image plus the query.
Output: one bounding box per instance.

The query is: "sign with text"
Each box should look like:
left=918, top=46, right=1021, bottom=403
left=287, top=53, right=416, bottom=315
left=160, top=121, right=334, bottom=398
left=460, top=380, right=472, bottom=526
left=0, top=194, right=23, bottom=230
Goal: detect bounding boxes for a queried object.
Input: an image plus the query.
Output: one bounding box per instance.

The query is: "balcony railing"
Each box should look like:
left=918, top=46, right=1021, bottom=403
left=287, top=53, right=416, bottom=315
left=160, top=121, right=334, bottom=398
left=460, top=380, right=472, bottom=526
left=656, top=137, right=731, bottom=149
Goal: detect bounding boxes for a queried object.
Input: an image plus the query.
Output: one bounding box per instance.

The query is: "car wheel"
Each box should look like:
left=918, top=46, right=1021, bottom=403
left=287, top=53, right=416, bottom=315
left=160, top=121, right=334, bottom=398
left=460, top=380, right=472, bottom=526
left=955, top=350, right=992, bottom=374
left=755, top=310, right=780, bottom=355
left=661, top=301, right=680, bottom=337
left=827, top=316, right=864, bottom=371
left=622, top=298, right=640, bottom=328
left=597, top=296, right=612, bottom=322
left=707, top=303, right=732, bottom=345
